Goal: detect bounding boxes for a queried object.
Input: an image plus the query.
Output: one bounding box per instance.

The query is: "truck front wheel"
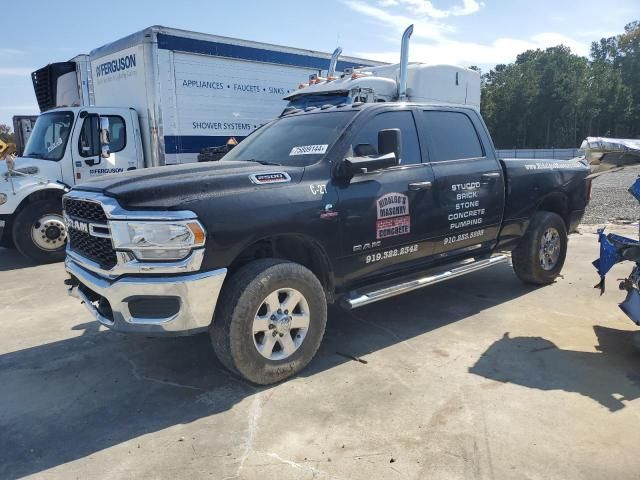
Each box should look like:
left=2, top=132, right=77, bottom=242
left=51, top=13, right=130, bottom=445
left=512, top=211, right=567, bottom=285
left=210, top=259, right=327, bottom=385
left=12, top=200, right=67, bottom=264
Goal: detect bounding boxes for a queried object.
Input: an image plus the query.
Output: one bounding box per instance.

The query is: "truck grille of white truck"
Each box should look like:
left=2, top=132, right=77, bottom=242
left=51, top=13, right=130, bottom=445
left=63, top=198, right=118, bottom=270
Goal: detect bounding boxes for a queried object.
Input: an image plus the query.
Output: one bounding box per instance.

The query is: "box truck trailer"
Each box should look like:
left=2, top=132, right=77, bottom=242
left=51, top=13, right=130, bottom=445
left=0, top=25, right=381, bottom=263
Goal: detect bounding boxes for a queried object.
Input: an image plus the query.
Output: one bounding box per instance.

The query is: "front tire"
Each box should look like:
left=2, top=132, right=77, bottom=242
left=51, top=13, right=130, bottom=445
left=512, top=211, right=567, bottom=285
left=12, top=199, right=67, bottom=264
left=210, top=259, right=327, bottom=385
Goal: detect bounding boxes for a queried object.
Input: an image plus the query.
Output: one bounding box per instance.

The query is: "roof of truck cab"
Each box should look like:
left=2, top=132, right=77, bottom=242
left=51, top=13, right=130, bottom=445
left=89, top=25, right=386, bottom=72
left=281, top=101, right=479, bottom=118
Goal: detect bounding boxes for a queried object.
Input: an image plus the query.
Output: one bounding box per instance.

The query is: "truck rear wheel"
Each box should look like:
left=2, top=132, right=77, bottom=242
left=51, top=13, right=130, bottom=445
left=512, top=211, right=567, bottom=285
left=12, top=199, right=67, bottom=264
left=210, top=259, right=327, bottom=385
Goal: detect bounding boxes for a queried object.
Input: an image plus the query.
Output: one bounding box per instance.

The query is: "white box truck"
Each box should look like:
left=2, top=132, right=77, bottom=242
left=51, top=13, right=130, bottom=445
left=0, top=25, right=380, bottom=263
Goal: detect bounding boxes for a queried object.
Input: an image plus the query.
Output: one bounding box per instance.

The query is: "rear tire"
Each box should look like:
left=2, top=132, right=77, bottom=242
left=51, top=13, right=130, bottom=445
left=12, top=199, right=66, bottom=264
left=512, top=211, right=567, bottom=285
left=210, top=259, right=327, bottom=385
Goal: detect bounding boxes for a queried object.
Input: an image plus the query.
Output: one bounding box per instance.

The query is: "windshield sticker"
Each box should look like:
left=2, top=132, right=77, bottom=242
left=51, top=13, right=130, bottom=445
left=289, top=144, right=328, bottom=156
left=249, top=172, right=291, bottom=185
left=376, top=193, right=410, bottom=239
left=47, top=138, right=63, bottom=153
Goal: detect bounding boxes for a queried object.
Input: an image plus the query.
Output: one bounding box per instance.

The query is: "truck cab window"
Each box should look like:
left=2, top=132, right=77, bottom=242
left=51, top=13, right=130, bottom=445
left=78, top=115, right=126, bottom=158
left=224, top=111, right=355, bottom=167
left=22, top=111, right=74, bottom=161
left=352, top=111, right=421, bottom=165
left=422, top=111, right=484, bottom=161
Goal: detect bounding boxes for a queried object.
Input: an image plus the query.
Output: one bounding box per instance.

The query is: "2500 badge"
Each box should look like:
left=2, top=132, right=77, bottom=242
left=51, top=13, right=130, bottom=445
left=365, top=244, right=418, bottom=264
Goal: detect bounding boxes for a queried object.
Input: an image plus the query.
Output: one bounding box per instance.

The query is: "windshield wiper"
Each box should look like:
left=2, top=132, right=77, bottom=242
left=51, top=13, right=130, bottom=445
left=242, top=159, right=281, bottom=166
left=22, top=153, right=44, bottom=159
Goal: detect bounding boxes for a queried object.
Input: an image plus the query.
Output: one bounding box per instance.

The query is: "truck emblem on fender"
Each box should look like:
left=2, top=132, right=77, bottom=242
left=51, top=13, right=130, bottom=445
left=249, top=172, right=291, bottom=185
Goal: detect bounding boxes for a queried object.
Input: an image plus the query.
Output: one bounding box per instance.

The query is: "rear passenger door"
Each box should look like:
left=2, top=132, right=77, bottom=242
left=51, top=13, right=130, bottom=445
left=416, top=108, right=505, bottom=257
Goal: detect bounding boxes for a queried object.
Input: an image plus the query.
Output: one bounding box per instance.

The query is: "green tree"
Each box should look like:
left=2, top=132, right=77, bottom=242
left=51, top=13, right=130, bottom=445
left=480, top=20, right=639, bottom=148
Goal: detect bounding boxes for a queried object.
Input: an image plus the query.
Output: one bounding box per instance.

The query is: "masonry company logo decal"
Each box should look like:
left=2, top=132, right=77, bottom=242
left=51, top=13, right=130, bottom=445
left=376, top=193, right=410, bottom=239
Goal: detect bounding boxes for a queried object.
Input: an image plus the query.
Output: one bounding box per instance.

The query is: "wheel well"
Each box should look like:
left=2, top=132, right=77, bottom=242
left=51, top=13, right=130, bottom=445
left=537, top=193, right=569, bottom=228
left=16, top=189, right=65, bottom=215
left=229, top=235, right=336, bottom=303
left=5, top=189, right=64, bottom=239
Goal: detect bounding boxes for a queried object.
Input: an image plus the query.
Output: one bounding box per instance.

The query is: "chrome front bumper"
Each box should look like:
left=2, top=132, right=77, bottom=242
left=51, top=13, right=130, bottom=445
left=65, top=257, right=227, bottom=335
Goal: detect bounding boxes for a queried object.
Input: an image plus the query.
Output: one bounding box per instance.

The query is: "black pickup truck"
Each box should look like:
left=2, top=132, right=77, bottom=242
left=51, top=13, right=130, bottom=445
left=63, top=103, right=590, bottom=384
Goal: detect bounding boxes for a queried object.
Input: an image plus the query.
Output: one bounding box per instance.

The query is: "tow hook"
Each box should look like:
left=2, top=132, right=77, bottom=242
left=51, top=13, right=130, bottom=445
left=64, top=276, right=80, bottom=301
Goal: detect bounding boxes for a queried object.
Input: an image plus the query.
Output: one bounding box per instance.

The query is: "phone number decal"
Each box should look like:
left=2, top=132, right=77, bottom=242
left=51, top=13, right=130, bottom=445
left=443, top=229, right=484, bottom=245
left=365, top=245, right=418, bottom=264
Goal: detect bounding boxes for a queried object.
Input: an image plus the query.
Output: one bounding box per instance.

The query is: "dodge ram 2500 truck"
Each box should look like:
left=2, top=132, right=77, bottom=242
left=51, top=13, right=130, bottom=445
left=63, top=101, right=590, bottom=384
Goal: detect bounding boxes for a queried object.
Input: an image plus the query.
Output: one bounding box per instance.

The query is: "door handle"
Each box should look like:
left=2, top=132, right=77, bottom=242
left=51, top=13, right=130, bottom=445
left=481, top=172, right=501, bottom=181
left=408, top=181, right=432, bottom=191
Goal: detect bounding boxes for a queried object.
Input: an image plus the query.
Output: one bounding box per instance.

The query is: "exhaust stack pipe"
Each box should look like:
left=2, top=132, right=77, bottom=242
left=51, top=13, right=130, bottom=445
left=398, top=24, right=414, bottom=101
left=328, top=47, right=343, bottom=78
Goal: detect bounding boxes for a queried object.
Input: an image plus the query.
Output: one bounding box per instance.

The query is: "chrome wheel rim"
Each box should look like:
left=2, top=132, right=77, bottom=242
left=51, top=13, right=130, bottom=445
left=252, top=288, right=310, bottom=361
left=539, top=227, right=561, bottom=271
left=31, top=214, right=67, bottom=251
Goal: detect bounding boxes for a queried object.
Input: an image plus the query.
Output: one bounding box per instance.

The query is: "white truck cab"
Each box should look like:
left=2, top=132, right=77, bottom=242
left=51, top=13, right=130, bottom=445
left=0, top=106, right=143, bottom=262
left=284, top=26, right=480, bottom=111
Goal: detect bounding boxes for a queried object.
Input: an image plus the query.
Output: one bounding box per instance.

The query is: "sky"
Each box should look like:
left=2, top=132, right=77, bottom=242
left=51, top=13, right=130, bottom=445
left=1, top=0, right=638, bottom=126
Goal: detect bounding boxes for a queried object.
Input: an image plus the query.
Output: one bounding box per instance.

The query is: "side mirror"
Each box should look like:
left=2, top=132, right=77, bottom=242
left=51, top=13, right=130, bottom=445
left=336, top=128, right=402, bottom=179
left=341, top=152, right=398, bottom=176
left=378, top=128, right=401, bottom=161
left=99, top=117, right=111, bottom=158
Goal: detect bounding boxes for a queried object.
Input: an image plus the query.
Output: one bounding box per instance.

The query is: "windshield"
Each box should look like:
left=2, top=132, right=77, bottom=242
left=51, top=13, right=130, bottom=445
left=285, top=93, right=350, bottom=110
left=23, top=111, right=74, bottom=161
left=224, top=111, right=356, bottom=167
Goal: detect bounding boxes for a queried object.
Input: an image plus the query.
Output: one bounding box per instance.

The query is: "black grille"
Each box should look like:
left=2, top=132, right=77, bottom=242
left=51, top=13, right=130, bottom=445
left=64, top=198, right=117, bottom=269
left=63, top=198, right=108, bottom=222
left=68, top=229, right=117, bottom=269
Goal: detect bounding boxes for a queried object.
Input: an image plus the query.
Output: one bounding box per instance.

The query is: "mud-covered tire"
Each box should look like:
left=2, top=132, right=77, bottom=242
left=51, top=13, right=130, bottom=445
left=12, top=199, right=66, bottom=264
left=512, top=211, right=567, bottom=285
left=210, top=259, right=327, bottom=385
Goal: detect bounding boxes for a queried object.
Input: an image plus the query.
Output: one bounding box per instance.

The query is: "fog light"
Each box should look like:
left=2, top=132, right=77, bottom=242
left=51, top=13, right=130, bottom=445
left=0, top=193, right=7, bottom=205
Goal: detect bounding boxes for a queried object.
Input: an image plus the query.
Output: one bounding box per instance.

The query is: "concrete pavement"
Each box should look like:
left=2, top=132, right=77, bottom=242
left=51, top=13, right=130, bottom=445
left=1, top=227, right=639, bottom=479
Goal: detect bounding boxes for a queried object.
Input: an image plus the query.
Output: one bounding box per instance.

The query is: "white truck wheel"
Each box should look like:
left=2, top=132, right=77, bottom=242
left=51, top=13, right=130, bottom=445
left=12, top=200, right=67, bottom=264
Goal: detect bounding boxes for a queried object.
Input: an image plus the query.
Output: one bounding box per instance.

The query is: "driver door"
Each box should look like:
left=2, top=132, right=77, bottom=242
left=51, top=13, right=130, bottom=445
left=333, top=109, right=437, bottom=286
left=69, top=111, right=138, bottom=184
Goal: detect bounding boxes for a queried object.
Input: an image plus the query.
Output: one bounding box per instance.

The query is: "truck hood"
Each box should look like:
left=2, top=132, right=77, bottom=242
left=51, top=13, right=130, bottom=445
left=0, top=157, right=66, bottom=215
left=73, top=160, right=304, bottom=210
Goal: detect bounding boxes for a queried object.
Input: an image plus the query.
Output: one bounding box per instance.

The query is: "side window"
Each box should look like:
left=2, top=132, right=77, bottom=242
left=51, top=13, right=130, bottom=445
left=78, top=115, right=99, bottom=157
left=107, top=116, right=126, bottom=153
left=78, top=115, right=126, bottom=157
left=422, top=111, right=483, bottom=162
left=351, top=111, right=421, bottom=165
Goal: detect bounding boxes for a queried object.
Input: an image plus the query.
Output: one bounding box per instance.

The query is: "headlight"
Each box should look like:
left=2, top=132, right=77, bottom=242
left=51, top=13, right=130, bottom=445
left=0, top=193, right=7, bottom=205
left=110, top=220, right=206, bottom=261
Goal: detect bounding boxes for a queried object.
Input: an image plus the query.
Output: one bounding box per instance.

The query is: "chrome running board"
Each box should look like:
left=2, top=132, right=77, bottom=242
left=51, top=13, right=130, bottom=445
left=344, top=254, right=509, bottom=309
